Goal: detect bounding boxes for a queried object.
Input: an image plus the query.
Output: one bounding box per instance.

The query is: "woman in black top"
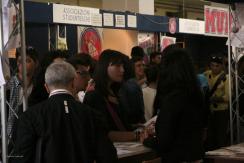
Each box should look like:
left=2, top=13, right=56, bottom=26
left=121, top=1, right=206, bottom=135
left=154, top=45, right=205, bottom=163
left=84, top=49, right=137, bottom=142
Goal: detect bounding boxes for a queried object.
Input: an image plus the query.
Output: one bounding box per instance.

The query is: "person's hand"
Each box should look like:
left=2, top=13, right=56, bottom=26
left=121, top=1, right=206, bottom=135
left=139, top=122, right=155, bottom=143
left=85, top=79, right=95, bottom=92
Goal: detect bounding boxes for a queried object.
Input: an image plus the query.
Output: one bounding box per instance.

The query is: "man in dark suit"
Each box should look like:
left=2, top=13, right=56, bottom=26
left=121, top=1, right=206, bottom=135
left=10, top=61, right=118, bottom=163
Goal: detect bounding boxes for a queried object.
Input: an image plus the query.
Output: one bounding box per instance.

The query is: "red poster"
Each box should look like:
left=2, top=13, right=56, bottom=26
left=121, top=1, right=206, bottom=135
left=78, top=27, right=102, bottom=60
left=204, top=5, right=230, bottom=37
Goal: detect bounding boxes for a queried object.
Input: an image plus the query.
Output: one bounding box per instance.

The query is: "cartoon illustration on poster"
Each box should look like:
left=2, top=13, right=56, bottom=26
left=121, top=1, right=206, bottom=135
left=78, top=27, right=103, bottom=60
left=160, top=36, right=176, bottom=52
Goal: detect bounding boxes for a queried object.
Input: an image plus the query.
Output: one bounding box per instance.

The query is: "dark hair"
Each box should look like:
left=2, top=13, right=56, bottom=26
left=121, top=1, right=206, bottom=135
left=76, top=53, right=93, bottom=67
left=16, top=46, right=39, bottom=63
left=150, top=52, right=162, bottom=63
left=131, top=46, right=145, bottom=59
left=145, top=65, right=159, bottom=84
left=94, top=49, right=125, bottom=97
left=67, top=55, right=88, bottom=70
left=154, top=44, right=203, bottom=110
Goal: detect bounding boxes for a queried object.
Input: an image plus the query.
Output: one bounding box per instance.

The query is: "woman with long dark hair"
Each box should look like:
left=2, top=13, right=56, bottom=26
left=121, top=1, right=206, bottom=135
left=84, top=49, right=137, bottom=141
left=154, top=45, right=205, bottom=163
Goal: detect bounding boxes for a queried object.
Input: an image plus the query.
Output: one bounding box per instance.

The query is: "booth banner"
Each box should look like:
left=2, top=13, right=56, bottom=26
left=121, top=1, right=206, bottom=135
left=77, top=27, right=103, bottom=60
left=204, top=5, right=229, bottom=37
left=160, top=36, right=176, bottom=52
left=179, top=18, right=205, bottom=35
left=138, top=33, right=157, bottom=55
left=53, top=4, right=99, bottom=25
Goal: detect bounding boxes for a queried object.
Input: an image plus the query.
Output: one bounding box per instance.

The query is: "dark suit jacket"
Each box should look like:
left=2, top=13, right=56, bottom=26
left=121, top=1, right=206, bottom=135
left=156, top=90, right=205, bottom=163
left=10, top=93, right=118, bottom=163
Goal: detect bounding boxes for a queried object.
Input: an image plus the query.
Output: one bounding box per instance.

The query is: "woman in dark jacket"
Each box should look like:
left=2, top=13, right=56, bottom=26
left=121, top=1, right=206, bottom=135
left=154, top=45, right=205, bottom=163
left=84, top=49, right=137, bottom=142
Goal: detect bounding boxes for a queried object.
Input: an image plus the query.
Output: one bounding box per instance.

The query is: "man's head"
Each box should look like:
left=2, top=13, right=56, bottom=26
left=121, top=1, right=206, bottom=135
left=150, top=52, right=162, bottom=65
left=131, top=46, right=145, bottom=59
left=210, top=55, right=223, bottom=75
left=45, top=61, right=76, bottom=93
left=67, top=56, right=91, bottom=93
left=16, top=46, right=39, bottom=79
left=131, top=56, right=145, bottom=79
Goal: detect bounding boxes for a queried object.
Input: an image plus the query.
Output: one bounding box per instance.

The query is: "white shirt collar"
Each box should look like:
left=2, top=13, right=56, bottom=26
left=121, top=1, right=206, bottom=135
left=49, top=89, right=73, bottom=97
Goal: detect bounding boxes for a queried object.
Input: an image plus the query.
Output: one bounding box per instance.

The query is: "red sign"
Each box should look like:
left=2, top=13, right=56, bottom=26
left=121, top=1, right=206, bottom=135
left=204, top=6, right=231, bottom=37
left=80, top=27, right=102, bottom=60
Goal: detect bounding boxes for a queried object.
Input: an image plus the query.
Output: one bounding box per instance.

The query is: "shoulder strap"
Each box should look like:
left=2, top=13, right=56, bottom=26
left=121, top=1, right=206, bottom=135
left=208, top=73, right=226, bottom=98
left=106, top=100, right=126, bottom=131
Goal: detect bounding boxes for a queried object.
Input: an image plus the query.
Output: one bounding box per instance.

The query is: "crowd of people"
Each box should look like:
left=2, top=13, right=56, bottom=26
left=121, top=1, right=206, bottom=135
left=4, top=44, right=237, bottom=163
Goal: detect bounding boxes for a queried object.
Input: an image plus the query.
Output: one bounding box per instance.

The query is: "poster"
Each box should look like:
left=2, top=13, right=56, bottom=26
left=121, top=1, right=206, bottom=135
left=77, top=27, right=103, bottom=60
left=138, top=33, right=158, bottom=64
left=204, top=5, right=229, bottom=37
left=160, top=36, right=176, bottom=52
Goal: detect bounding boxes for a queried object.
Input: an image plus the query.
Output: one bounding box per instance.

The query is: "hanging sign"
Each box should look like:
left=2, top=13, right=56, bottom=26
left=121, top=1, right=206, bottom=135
left=204, top=5, right=229, bottom=37
left=53, top=4, right=99, bottom=25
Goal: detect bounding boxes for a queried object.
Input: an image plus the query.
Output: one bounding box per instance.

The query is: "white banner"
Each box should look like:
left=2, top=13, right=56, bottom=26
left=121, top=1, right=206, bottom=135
left=179, top=18, right=205, bottom=35
left=53, top=4, right=99, bottom=25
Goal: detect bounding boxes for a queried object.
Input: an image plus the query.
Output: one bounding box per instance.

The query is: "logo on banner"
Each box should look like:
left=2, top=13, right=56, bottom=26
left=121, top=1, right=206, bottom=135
left=169, top=18, right=177, bottom=34
left=80, top=27, right=102, bottom=60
